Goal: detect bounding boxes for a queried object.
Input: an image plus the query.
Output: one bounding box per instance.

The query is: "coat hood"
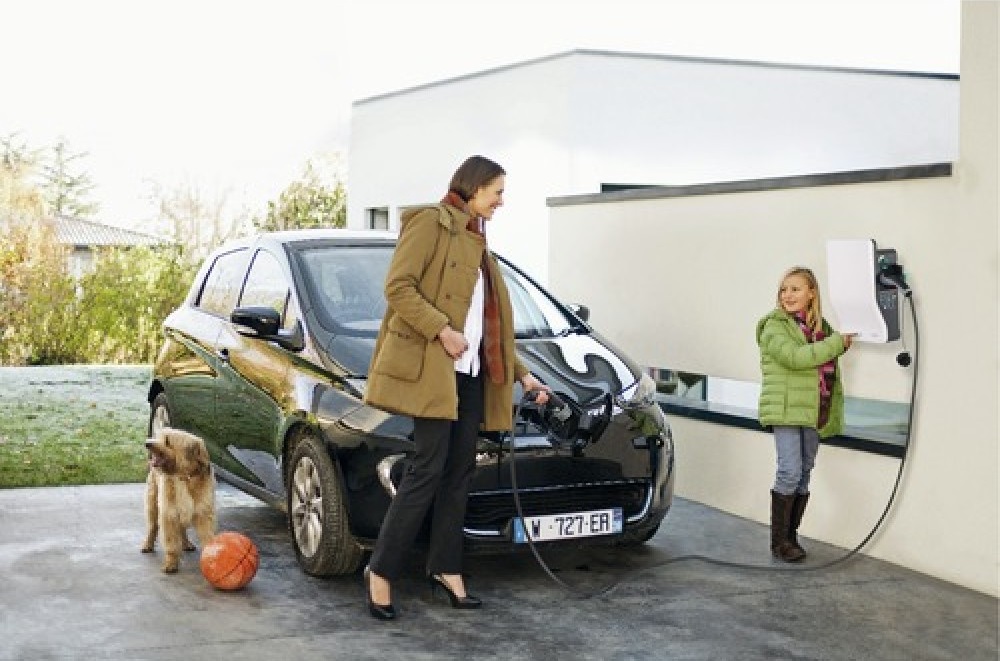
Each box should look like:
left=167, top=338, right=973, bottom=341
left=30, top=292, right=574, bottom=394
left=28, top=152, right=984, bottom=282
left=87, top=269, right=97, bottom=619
left=401, top=203, right=466, bottom=233
left=756, top=308, right=789, bottom=343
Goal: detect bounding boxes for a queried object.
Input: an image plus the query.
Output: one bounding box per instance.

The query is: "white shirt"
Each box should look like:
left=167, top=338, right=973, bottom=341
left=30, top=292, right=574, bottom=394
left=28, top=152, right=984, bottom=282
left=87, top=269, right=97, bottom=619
left=455, top=268, right=485, bottom=376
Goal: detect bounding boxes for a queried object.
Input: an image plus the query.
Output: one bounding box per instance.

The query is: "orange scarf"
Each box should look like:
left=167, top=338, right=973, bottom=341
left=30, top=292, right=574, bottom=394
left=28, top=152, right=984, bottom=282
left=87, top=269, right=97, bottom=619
left=442, top=192, right=505, bottom=384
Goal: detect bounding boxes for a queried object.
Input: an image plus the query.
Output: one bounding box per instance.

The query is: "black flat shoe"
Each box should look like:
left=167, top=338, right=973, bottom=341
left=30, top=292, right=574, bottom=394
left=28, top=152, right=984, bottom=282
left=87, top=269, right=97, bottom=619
left=364, top=566, right=396, bottom=620
left=429, top=574, right=482, bottom=609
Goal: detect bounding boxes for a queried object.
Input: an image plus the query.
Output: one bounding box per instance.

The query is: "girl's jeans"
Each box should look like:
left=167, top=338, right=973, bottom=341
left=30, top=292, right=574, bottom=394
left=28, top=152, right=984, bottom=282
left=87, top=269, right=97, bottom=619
left=772, top=425, right=820, bottom=495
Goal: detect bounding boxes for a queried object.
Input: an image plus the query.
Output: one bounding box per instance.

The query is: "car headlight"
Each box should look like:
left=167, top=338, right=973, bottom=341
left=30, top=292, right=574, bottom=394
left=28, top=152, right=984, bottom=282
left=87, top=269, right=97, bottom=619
left=614, top=372, right=657, bottom=410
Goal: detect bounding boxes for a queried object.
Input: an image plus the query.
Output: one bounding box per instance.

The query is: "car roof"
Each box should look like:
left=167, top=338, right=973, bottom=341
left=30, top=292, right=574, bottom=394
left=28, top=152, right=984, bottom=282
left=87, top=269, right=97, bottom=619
left=217, top=228, right=398, bottom=252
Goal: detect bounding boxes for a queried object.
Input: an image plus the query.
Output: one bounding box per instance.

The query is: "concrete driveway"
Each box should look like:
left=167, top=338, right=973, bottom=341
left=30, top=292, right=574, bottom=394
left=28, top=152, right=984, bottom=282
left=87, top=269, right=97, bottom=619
left=0, top=483, right=995, bottom=660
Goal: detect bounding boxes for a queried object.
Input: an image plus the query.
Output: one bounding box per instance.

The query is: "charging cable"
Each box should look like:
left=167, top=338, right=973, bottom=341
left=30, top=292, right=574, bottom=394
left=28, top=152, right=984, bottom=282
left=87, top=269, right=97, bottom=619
left=508, top=392, right=621, bottom=598
left=508, top=287, right=918, bottom=597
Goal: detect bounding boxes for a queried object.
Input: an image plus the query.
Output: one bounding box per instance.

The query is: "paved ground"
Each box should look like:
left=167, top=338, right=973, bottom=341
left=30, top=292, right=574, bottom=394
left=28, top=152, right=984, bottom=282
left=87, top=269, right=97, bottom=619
left=0, top=483, right=996, bottom=661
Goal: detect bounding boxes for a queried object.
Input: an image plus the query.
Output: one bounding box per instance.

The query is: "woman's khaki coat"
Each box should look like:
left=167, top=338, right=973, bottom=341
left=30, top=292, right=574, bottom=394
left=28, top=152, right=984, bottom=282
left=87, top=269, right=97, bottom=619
left=364, top=203, right=528, bottom=431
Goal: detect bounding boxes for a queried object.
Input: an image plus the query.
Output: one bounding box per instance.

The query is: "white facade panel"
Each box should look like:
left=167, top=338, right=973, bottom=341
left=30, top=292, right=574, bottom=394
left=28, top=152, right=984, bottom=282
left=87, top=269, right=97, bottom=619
left=349, top=56, right=574, bottom=280
left=566, top=54, right=958, bottom=187
left=350, top=51, right=958, bottom=283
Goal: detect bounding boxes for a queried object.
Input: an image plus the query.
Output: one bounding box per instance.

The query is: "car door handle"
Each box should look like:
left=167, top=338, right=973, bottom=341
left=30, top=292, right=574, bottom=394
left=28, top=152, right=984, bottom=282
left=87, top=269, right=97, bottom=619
left=217, top=348, right=230, bottom=362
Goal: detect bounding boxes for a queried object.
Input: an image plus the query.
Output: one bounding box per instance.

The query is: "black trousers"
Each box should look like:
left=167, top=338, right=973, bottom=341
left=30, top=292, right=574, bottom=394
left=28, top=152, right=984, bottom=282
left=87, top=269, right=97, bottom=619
left=368, top=372, right=484, bottom=580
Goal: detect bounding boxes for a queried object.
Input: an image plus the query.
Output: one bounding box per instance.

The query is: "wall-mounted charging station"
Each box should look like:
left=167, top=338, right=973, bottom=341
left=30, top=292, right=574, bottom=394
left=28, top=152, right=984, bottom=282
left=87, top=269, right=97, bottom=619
left=825, top=239, right=902, bottom=343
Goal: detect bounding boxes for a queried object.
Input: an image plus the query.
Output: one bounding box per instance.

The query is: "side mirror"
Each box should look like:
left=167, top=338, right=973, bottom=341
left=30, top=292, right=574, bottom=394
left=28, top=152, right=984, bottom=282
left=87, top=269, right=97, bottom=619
left=568, top=303, right=590, bottom=322
left=231, top=306, right=305, bottom=351
left=232, top=306, right=281, bottom=336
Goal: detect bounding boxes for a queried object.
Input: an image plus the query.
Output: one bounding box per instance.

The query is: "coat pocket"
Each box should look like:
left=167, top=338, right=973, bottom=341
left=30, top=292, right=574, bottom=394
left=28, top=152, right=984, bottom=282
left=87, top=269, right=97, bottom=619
left=372, top=320, right=426, bottom=382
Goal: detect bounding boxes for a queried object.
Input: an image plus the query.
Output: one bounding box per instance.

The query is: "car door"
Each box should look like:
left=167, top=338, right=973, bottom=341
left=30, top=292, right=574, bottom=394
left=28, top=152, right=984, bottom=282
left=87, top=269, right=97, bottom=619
left=162, top=247, right=251, bottom=444
left=212, top=247, right=292, bottom=492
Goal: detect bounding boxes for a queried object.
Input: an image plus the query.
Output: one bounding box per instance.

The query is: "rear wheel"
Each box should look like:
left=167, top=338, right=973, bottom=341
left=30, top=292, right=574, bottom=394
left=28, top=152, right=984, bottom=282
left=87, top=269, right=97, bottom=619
left=287, top=431, right=363, bottom=576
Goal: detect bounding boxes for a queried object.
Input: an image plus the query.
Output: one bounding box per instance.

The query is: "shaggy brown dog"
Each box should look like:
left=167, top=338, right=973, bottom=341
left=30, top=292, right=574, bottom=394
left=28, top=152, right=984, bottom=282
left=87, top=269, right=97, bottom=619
left=140, top=427, right=217, bottom=573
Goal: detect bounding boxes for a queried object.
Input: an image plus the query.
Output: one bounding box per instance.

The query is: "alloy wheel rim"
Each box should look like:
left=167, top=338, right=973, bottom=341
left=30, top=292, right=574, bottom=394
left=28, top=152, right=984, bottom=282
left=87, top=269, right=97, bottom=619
left=290, top=456, right=323, bottom=558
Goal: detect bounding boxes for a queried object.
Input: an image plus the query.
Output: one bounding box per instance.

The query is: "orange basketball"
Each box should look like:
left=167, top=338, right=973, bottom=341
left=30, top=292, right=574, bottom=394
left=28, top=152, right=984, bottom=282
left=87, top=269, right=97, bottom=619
left=200, top=531, right=259, bottom=590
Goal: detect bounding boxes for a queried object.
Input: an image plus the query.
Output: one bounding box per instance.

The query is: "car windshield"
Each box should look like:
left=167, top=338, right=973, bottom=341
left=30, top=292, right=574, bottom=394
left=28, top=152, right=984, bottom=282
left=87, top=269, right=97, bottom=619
left=295, top=244, right=578, bottom=339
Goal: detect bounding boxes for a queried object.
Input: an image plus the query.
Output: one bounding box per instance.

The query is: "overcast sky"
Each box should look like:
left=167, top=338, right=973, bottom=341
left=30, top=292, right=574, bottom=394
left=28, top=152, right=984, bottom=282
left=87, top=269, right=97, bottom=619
left=1, top=0, right=961, bottom=230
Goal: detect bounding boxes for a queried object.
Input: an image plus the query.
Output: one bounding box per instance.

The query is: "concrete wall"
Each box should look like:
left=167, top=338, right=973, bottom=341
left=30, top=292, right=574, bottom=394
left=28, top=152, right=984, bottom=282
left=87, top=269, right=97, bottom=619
left=349, top=51, right=957, bottom=284
left=546, top=2, right=997, bottom=596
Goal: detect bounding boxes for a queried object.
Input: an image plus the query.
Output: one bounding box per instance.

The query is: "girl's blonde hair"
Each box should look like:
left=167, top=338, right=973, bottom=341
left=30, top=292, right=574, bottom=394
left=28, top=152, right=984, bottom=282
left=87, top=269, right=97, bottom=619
left=776, top=266, right=823, bottom=333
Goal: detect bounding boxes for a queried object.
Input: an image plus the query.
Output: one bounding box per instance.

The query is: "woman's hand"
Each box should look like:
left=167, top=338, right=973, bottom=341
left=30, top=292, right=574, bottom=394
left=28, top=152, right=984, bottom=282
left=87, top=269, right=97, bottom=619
left=438, top=325, right=469, bottom=359
left=520, top=373, right=551, bottom=405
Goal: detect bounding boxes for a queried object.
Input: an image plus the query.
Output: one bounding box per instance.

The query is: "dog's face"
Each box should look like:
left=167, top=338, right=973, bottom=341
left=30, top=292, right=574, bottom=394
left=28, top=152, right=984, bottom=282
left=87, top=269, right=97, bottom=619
left=145, top=428, right=210, bottom=477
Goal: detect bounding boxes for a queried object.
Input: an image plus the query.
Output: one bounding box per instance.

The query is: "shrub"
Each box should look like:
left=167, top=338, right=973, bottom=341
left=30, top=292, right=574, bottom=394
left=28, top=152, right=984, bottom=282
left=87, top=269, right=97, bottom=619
left=0, top=224, right=196, bottom=365
left=0, top=222, right=80, bottom=364
left=76, top=245, right=195, bottom=363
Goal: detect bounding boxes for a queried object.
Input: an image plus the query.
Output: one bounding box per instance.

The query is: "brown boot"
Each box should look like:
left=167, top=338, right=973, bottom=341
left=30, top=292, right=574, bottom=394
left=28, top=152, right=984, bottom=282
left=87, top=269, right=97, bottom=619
left=788, top=492, right=810, bottom=556
left=771, top=490, right=805, bottom=562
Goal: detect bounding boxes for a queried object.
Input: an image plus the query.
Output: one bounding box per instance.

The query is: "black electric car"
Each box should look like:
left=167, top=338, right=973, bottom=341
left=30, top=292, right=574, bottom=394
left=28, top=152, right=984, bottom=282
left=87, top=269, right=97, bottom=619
left=148, top=229, right=675, bottom=576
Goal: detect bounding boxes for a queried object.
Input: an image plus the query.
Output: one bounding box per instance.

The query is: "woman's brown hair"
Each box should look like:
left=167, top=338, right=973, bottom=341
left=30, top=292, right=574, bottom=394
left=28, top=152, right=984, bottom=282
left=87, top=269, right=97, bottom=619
left=448, top=155, right=505, bottom=202
left=776, top=266, right=824, bottom=333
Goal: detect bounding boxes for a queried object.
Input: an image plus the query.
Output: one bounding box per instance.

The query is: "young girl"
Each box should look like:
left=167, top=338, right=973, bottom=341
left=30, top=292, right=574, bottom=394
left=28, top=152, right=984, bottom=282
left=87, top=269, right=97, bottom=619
left=756, top=266, right=853, bottom=562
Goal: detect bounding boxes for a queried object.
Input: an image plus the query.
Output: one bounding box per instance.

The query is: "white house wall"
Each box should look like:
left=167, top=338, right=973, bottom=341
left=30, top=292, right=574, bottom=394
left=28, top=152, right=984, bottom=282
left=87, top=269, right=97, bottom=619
left=565, top=53, right=958, bottom=187
left=350, top=51, right=957, bottom=284
left=545, top=2, right=997, bottom=596
left=349, top=55, right=576, bottom=281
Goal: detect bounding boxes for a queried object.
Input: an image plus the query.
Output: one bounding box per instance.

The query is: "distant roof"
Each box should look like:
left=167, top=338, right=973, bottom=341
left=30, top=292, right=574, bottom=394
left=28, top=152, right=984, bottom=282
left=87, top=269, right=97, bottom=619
left=355, top=48, right=959, bottom=105
left=53, top=216, right=166, bottom=248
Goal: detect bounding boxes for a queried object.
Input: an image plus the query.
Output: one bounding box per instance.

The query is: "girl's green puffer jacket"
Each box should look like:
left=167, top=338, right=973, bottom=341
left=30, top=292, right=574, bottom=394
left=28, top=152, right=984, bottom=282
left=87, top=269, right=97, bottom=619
left=756, top=308, right=847, bottom=438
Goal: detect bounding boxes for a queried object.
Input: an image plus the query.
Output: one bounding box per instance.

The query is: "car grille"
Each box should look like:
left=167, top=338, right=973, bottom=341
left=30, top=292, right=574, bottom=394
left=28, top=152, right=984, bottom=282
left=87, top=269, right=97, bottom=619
left=465, top=479, right=649, bottom=530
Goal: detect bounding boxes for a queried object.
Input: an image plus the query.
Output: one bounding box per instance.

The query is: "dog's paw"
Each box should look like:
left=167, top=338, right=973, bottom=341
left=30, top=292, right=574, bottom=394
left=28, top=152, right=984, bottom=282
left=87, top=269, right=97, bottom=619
left=162, top=562, right=179, bottom=574
left=140, top=544, right=154, bottom=553
left=183, top=541, right=196, bottom=552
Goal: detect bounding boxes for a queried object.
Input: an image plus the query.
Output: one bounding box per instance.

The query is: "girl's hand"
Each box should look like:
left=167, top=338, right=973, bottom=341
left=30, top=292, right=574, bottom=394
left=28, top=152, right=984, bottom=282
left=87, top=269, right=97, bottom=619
left=520, top=373, right=551, bottom=405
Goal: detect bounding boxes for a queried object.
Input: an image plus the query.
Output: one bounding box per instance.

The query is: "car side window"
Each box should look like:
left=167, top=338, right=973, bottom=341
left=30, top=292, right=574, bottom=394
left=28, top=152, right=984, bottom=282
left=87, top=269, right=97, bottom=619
left=196, top=249, right=251, bottom=318
left=240, top=250, right=292, bottom=328
left=498, top=261, right=573, bottom=338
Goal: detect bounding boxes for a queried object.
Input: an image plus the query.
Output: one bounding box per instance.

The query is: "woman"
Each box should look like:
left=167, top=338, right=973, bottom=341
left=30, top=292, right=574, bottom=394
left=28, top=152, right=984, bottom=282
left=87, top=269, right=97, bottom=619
left=362, top=155, right=550, bottom=619
left=757, top=266, right=852, bottom=562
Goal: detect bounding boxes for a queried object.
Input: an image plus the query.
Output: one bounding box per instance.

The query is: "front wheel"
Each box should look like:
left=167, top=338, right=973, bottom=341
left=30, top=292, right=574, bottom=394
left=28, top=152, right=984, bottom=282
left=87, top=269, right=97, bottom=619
left=287, top=431, right=363, bottom=576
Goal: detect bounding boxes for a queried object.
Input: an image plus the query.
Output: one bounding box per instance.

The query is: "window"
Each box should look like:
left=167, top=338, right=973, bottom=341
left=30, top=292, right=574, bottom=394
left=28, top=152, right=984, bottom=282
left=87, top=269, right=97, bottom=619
left=239, top=250, right=291, bottom=327
left=648, top=367, right=909, bottom=457
left=498, top=260, right=575, bottom=338
left=297, top=245, right=391, bottom=333
left=196, top=249, right=251, bottom=317
left=366, top=207, right=389, bottom=230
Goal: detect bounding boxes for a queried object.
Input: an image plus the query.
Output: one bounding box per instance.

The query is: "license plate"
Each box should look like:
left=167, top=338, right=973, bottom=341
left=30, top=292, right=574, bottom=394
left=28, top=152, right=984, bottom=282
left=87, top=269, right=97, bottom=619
left=512, top=508, right=623, bottom=543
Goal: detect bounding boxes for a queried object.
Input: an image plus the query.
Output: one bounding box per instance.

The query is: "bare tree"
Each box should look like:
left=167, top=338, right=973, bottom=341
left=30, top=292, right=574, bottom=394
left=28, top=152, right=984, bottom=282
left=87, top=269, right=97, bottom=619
left=148, top=180, right=253, bottom=264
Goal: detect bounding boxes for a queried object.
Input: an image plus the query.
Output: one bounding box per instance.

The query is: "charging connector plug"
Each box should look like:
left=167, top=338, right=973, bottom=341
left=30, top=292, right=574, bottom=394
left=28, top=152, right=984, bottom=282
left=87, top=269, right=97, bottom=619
left=878, top=263, right=911, bottom=295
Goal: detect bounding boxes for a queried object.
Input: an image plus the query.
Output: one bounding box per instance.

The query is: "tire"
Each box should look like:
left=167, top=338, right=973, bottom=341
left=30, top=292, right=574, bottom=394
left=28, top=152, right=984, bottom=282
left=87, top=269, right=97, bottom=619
left=149, top=392, right=171, bottom=437
left=287, top=432, right=363, bottom=576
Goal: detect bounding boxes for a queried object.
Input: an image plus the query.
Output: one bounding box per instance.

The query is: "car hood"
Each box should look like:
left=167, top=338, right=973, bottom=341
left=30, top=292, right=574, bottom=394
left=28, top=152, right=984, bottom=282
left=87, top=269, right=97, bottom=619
left=326, top=331, right=641, bottom=406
